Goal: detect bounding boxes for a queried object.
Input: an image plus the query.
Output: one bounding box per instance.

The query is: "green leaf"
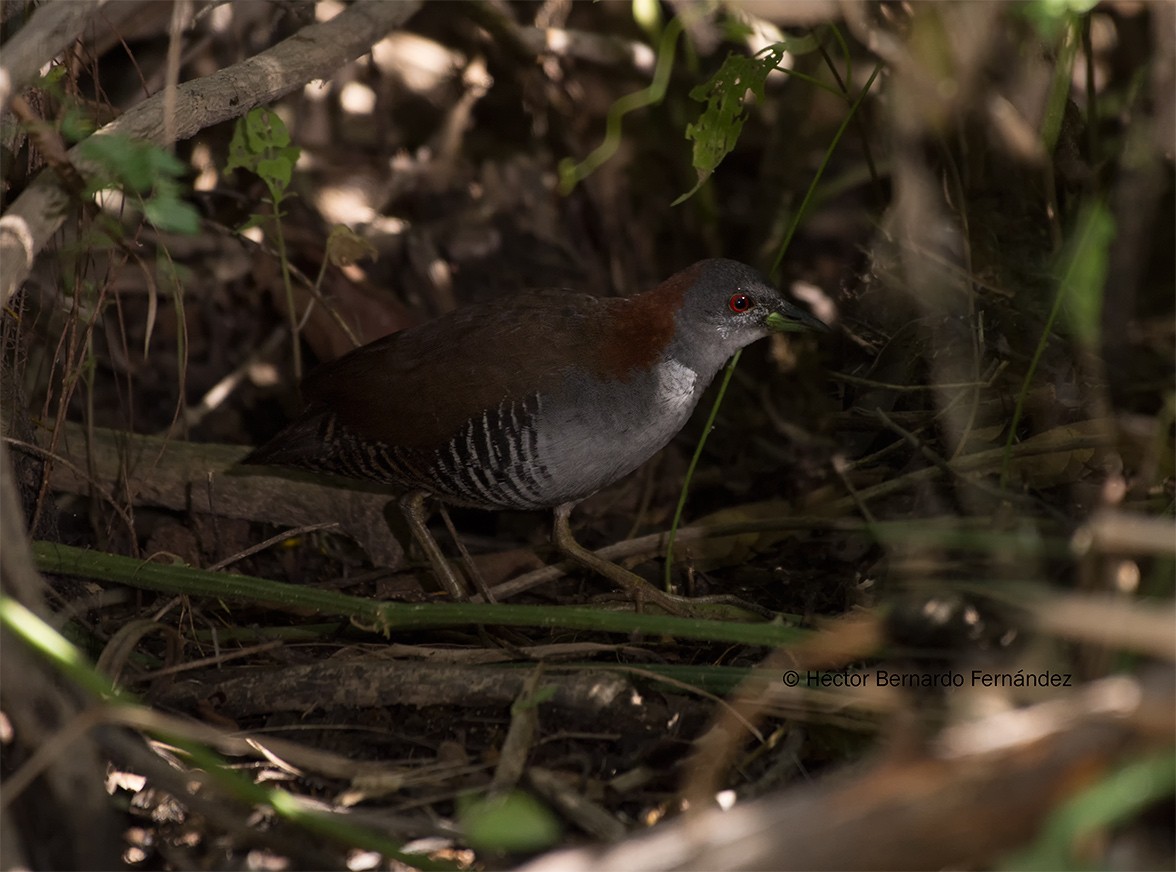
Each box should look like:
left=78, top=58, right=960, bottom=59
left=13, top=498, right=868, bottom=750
left=144, top=195, right=201, bottom=235
left=325, top=224, right=377, bottom=267
left=225, top=121, right=254, bottom=175
left=61, top=106, right=97, bottom=143
left=245, top=109, right=268, bottom=151
left=674, top=45, right=788, bottom=205
left=459, top=791, right=561, bottom=853
left=75, top=134, right=197, bottom=234
left=257, top=156, right=293, bottom=190
left=38, top=65, right=68, bottom=91
left=224, top=107, right=300, bottom=201
left=146, top=147, right=188, bottom=179
left=78, top=135, right=150, bottom=192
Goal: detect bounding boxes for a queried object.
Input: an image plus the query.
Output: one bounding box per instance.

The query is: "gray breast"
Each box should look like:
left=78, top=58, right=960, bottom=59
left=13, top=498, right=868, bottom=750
left=422, top=358, right=706, bottom=510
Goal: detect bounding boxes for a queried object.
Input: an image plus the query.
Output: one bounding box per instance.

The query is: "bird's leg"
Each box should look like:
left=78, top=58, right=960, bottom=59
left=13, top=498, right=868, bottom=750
left=400, top=490, right=468, bottom=601
left=436, top=502, right=497, bottom=603
left=551, top=503, right=696, bottom=617
left=550, top=504, right=781, bottom=620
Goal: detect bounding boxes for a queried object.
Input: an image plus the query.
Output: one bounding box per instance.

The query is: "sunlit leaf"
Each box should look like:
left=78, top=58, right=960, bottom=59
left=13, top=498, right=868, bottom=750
left=674, top=45, right=788, bottom=205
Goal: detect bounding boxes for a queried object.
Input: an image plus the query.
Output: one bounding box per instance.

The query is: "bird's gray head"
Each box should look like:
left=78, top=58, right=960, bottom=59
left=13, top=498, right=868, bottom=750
left=668, top=258, right=827, bottom=374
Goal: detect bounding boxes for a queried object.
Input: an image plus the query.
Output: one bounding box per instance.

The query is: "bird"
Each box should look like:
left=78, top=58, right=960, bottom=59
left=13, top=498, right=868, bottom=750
left=243, top=258, right=827, bottom=612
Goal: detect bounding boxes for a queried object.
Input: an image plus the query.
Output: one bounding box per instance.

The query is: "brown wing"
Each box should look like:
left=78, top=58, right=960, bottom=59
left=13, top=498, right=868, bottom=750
left=300, top=291, right=623, bottom=449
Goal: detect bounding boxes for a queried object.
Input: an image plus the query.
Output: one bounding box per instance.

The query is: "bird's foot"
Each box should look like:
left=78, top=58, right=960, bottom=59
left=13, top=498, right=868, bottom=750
left=551, top=504, right=772, bottom=620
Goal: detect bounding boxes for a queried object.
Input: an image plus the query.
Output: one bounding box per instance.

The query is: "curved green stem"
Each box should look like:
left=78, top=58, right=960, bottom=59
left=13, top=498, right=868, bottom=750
left=558, top=17, right=685, bottom=193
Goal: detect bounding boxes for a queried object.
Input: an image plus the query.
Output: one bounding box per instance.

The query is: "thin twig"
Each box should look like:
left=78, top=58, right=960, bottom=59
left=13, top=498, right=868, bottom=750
left=207, top=522, right=343, bottom=572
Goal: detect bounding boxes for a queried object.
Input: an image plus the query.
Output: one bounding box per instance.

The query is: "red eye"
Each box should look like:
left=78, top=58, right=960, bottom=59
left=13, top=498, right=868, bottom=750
left=728, top=293, right=752, bottom=313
